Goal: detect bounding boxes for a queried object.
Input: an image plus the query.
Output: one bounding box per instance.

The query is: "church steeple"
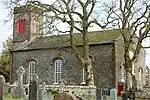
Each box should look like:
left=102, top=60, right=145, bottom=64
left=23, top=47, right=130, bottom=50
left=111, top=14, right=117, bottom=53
left=13, top=4, right=43, bottom=44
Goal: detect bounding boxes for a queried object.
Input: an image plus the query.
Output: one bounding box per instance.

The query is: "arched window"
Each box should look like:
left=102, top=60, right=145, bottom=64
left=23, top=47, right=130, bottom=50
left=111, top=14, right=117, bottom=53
left=139, top=67, right=143, bottom=82
left=29, top=60, right=36, bottom=82
left=81, top=68, right=86, bottom=85
left=120, top=63, right=125, bottom=83
left=54, top=59, right=63, bottom=84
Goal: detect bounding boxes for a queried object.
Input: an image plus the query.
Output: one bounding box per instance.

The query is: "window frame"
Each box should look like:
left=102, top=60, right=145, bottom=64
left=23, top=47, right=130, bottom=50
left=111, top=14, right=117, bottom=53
left=120, top=63, right=125, bottom=83
left=54, top=59, right=64, bottom=84
left=17, top=19, right=26, bottom=34
left=138, top=67, right=143, bottom=82
left=28, top=60, right=36, bottom=82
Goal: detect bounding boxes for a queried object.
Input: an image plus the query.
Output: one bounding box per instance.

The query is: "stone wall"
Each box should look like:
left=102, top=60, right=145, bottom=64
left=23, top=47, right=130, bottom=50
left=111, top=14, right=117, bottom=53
left=135, top=86, right=150, bottom=99
left=46, top=85, right=96, bottom=97
left=11, top=43, right=115, bottom=100
left=8, top=84, right=96, bottom=98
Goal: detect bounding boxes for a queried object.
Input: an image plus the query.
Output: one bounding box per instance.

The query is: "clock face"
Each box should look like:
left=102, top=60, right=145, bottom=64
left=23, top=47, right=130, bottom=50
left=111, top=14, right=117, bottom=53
left=17, top=19, right=26, bottom=34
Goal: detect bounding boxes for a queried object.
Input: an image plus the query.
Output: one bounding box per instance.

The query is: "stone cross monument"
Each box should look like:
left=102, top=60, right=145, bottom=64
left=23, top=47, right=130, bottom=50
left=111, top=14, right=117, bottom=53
left=12, top=66, right=25, bottom=98
left=16, top=66, right=25, bottom=87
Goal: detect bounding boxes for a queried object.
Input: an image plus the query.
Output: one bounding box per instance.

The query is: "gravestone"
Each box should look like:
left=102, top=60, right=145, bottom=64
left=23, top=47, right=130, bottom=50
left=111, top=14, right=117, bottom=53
left=122, top=92, right=128, bottom=100
left=39, top=82, right=47, bottom=100
left=101, top=88, right=109, bottom=100
left=39, top=88, right=43, bottom=100
left=0, top=75, right=6, bottom=100
left=59, top=80, right=65, bottom=93
left=54, top=93, right=74, bottom=100
left=12, top=66, right=25, bottom=98
left=4, top=83, right=10, bottom=96
left=128, top=89, right=135, bottom=100
left=29, top=81, right=37, bottom=100
left=110, top=87, right=117, bottom=100
left=29, top=73, right=39, bottom=100
left=45, top=89, right=52, bottom=100
left=87, top=90, right=91, bottom=100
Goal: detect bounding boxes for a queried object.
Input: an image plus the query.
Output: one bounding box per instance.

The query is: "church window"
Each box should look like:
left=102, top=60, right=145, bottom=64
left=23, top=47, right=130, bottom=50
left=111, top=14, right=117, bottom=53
left=81, top=68, right=86, bottom=85
left=139, top=67, right=143, bottom=82
left=29, top=61, right=36, bottom=82
left=132, top=60, right=136, bottom=75
left=17, top=19, right=26, bottom=34
left=54, top=59, right=63, bottom=84
left=120, top=63, right=125, bottom=83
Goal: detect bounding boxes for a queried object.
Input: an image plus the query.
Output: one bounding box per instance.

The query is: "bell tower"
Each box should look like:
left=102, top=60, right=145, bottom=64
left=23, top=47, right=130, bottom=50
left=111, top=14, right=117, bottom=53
left=13, top=4, right=43, bottom=44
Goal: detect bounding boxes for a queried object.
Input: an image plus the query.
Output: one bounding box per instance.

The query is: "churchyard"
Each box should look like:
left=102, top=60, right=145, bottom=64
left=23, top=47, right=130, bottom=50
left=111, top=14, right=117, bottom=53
left=0, top=66, right=148, bottom=100
left=0, top=66, right=146, bottom=100
left=0, top=66, right=97, bottom=100
left=0, top=66, right=122, bottom=100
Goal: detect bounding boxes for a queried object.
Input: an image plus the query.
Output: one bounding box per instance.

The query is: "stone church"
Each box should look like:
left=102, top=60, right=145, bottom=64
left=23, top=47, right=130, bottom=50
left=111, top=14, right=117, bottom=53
left=10, top=4, right=147, bottom=99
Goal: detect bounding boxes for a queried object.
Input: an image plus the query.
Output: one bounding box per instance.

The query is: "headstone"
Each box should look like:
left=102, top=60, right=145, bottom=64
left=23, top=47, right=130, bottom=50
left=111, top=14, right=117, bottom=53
left=45, top=89, right=52, bottom=100
left=39, top=82, right=47, bottom=100
left=3, top=83, right=9, bottom=96
left=29, top=73, right=39, bottom=100
left=29, top=81, right=37, bottom=100
left=12, top=66, right=26, bottom=98
left=16, top=66, right=25, bottom=87
left=54, top=93, right=74, bottom=100
left=128, top=89, right=135, bottom=100
left=59, top=80, right=65, bottom=93
left=0, top=75, right=6, bottom=100
left=110, top=87, right=117, bottom=100
left=122, top=92, right=128, bottom=100
left=87, top=90, right=91, bottom=100
left=101, top=88, right=109, bottom=100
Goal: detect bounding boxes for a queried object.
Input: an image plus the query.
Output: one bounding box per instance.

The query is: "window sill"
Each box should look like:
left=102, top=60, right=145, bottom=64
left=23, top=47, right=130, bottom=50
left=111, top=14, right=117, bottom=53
left=53, top=83, right=59, bottom=85
left=81, top=82, right=86, bottom=85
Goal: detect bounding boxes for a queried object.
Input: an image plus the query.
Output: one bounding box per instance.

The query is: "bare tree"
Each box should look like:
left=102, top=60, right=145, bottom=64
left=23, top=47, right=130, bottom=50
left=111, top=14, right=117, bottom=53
left=4, top=0, right=149, bottom=89
left=104, top=0, right=150, bottom=90
left=3, top=0, right=115, bottom=86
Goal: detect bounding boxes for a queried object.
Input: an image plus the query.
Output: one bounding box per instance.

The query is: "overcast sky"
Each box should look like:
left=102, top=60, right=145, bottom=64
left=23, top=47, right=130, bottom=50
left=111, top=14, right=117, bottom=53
left=0, top=2, right=13, bottom=52
left=0, top=0, right=150, bottom=67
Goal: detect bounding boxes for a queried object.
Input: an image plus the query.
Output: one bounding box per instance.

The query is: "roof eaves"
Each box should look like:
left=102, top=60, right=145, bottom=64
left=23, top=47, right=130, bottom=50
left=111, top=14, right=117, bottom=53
left=11, top=41, right=115, bottom=52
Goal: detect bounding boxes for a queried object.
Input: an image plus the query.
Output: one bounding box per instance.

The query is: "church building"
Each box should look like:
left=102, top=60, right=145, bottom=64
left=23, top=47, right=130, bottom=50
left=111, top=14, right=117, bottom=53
left=10, top=4, right=146, bottom=99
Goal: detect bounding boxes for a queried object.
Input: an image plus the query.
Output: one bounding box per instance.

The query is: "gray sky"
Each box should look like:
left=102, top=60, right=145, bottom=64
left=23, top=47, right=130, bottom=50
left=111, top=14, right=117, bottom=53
left=0, top=2, right=13, bottom=52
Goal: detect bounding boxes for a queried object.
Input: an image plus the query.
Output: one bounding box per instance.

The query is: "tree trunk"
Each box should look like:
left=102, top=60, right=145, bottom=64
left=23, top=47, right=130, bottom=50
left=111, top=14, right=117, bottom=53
left=87, top=63, right=94, bottom=86
left=84, top=60, right=94, bottom=86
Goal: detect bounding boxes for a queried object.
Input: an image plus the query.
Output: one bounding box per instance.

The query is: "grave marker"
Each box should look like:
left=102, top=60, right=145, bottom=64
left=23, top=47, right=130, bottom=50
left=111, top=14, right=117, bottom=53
left=29, top=81, right=37, bottom=100
left=0, top=75, right=6, bottom=100
left=29, top=73, right=39, bottom=100
left=59, top=80, right=65, bottom=93
left=4, top=83, right=9, bottom=96
left=12, top=66, right=26, bottom=98
left=39, top=82, right=46, bottom=100
left=128, top=89, right=135, bottom=100
left=45, top=89, right=52, bottom=100
left=101, top=88, right=109, bottom=100
left=110, top=87, right=117, bottom=100
left=122, top=92, right=128, bottom=100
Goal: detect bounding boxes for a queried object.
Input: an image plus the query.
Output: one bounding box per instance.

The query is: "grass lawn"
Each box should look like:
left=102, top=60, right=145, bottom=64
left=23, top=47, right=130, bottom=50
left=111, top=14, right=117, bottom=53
left=4, top=94, right=27, bottom=100
left=4, top=94, right=95, bottom=100
left=4, top=95, right=146, bottom=100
